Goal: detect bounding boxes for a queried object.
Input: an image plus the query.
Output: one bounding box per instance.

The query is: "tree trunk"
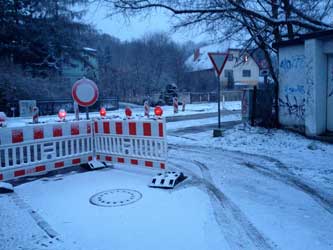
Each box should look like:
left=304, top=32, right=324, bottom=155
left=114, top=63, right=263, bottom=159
left=282, top=0, right=294, bottom=39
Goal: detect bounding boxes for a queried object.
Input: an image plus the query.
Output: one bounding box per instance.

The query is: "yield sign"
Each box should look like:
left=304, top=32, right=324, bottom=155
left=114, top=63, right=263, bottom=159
left=208, top=52, right=229, bottom=77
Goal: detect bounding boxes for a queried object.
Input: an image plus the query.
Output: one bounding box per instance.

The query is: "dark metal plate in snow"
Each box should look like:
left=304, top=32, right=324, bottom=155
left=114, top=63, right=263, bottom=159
left=89, top=189, right=142, bottom=207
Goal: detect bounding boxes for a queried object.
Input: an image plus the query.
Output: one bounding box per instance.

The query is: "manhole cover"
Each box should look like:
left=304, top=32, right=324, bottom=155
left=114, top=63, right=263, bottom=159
left=90, top=189, right=142, bottom=207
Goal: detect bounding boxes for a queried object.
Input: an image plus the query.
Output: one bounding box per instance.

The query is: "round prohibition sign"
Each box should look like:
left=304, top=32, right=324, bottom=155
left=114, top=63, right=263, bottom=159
left=72, top=78, right=99, bottom=107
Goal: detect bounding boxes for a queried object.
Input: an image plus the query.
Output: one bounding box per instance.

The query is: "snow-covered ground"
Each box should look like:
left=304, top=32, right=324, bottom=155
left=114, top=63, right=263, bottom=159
left=8, top=169, right=226, bottom=250
left=4, top=101, right=241, bottom=128
left=167, top=120, right=333, bottom=249
left=1, top=114, right=333, bottom=250
left=170, top=124, right=333, bottom=199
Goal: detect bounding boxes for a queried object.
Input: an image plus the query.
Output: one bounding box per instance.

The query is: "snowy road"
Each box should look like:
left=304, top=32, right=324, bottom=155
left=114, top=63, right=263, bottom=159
left=167, top=144, right=333, bottom=250
left=1, top=113, right=333, bottom=250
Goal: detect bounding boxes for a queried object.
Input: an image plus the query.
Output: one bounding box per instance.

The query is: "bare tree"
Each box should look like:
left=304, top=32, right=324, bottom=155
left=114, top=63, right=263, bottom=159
left=98, top=0, right=332, bottom=77
left=96, top=0, right=333, bottom=123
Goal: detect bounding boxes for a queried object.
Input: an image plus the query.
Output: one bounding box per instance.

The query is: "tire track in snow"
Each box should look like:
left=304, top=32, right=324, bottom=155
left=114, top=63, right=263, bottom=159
left=241, top=161, right=333, bottom=215
left=169, top=159, right=276, bottom=250
left=169, top=143, right=333, bottom=214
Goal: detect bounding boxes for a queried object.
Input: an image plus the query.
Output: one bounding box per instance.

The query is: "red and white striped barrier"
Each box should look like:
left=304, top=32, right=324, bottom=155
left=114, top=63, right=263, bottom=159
left=74, top=101, right=80, bottom=120
left=173, top=97, right=178, bottom=114
left=94, top=118, right=167, bottom=170
left=0, top=116, right=168, bottom=182
left=144, top=101, right=150, bottom=117
left=0, top=120, right=93, bottom=181
left=32, top=107, right=39, bottom=124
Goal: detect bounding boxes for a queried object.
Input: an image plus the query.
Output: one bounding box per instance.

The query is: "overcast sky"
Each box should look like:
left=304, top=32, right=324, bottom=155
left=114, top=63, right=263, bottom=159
left=83, top=3, right=207, bottom=44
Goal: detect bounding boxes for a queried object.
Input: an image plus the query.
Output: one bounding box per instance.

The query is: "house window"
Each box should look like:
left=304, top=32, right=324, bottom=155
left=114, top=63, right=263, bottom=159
left=224, top=70, right=233, bottom=77
left=242, top=70, right=251, bottom=77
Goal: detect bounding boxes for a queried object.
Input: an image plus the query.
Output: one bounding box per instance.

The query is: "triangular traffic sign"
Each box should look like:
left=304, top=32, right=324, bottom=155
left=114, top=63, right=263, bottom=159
left=208, top=52, right=229, bottom=77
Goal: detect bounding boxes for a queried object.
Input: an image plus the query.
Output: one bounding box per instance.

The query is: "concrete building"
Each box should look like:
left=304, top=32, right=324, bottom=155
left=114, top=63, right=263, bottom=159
left=62, top=47, right=98, bottom=84
left=275, top=30, right=333, bottom=136
left=185, top=43, right=263, bottom=89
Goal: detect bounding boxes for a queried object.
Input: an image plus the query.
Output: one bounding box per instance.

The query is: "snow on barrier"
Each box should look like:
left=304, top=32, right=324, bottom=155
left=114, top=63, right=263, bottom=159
left=0, top=116, right=168, bottom=182
left=94, top=118, right=167, bottom=170
left=0, top=120, right=93, bottom=181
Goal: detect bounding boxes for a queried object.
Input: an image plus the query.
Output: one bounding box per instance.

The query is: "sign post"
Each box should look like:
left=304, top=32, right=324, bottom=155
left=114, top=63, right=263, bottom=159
left=72, top=78, right=99, bottom=120
left=208, top=52, right=229, bottom=136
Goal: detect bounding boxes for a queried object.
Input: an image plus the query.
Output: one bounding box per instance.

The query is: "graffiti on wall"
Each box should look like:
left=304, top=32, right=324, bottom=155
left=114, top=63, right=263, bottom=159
left=279, top=95, right=305, bottom=120
left=280, top=55, right=305, bottom=72
left=284, top=85, right=305, bottom=95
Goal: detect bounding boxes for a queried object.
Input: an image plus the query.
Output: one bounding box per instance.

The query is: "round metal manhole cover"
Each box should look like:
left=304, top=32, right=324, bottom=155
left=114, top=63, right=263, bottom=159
left=90, top=189, right=142, bottom=207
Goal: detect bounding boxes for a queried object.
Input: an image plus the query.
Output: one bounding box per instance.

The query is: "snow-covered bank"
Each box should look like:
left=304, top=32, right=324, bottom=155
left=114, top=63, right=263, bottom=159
left=4, top=101, right=240, bottom=128
left=167, top=113, right=241, bottom=131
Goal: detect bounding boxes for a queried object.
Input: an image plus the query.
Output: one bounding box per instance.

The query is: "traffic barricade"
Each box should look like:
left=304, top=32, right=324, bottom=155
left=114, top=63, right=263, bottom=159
left=0, top=120, right=93, bottom=181
left=94, top=117, right=167, bottom=170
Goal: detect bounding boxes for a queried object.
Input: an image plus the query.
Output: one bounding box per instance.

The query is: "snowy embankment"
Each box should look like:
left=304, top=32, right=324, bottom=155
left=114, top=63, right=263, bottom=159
left=4, top=101, right=240, bottom=128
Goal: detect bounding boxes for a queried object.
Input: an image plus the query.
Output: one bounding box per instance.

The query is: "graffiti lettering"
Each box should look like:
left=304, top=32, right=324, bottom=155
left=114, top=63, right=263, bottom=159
left=284, top=85, right=305, bottom=95
left=280, top=55, right=305, bottom=72
left=279, top=95, right=305, bottom=120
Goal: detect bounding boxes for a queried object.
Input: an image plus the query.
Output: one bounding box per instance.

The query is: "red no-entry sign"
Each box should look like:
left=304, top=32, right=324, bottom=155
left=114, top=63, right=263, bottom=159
left=72, top=78, right=99, bottom=107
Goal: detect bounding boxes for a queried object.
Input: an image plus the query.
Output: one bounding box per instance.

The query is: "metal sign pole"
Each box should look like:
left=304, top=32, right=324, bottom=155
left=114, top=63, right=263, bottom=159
left=86, top=107, right=89, bottom=120
left=208, top=52, right=229, bottom=137
left=217, top=75, right=221, bottom=129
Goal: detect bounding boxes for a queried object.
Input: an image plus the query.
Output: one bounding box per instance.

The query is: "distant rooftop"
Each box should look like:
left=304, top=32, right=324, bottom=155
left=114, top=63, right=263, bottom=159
left=185, top=42, right=269, bottom=71
left=185, top=42, right=240, bottom=72
left=83, top=47, right=97, bottom=52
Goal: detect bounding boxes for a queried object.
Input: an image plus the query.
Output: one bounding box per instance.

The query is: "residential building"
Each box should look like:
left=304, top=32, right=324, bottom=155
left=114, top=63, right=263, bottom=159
left=185, top=44, right=262, bottom=90
left=62, top=47, right=98, bottom=84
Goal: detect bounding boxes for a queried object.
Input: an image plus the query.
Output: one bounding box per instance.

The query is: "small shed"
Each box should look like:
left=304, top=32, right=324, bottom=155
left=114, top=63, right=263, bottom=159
left=275, top=30, right=333, bottom=136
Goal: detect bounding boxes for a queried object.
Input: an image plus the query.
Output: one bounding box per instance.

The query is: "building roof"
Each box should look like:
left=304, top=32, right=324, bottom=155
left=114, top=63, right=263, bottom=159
left=185, top=42, right=267, bottom=72
left=185, top=43, right=239, bottom=72
left=273, top=29, right=333, bottom=48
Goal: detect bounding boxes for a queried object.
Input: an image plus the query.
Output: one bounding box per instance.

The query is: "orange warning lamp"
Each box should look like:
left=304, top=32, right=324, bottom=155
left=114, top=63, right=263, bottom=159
left=58, top=109, right=67, bottom=121
left=154, top=106, right=163, bottom=117
left=125, top=107, right=132, bottom=118
left=100, top=107, right=106, bottom=118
